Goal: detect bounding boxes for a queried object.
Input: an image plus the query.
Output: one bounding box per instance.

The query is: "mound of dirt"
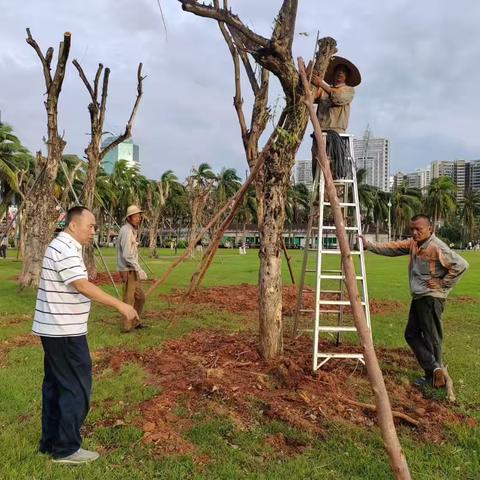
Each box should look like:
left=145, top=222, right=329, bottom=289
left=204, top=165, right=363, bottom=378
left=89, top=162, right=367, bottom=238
left=94, top=331, right=472, bottom=458
left=91, top=272, right=155, bottom=286
left=160, top=284, right=403, bottom=316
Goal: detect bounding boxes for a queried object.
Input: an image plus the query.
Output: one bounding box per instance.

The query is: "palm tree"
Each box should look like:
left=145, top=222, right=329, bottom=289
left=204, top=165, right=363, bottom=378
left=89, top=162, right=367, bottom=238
left=425, top=177, right=457, bottom=232
left=186, top=163, right=217, bottom=250
left=371, top=190, right=391, bottom=241
left=285, top=183, right=309, bottom=246
left=391, top=182, right=422, bottom=238
left=0, top=124, right=32, bottom=213
left=356, top=169, right=376, bottom=230
left=215, top=168, right=241, bottom=207
left=460, top=189, right=480, bottom=243
left=235, top=184, right=257, bottom=246
left=145, top=170, right=180, bottom=257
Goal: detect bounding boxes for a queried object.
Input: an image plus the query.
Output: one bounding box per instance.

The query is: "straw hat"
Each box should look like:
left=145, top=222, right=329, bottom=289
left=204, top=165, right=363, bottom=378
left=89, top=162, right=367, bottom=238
left=125, top=205, right=144, bottom=220
left=324, top=56, right=361, bottom=87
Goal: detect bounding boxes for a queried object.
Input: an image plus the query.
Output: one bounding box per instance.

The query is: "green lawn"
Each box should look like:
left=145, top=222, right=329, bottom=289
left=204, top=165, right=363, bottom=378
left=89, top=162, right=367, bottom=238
left=0, top=248, right=479, bottom=479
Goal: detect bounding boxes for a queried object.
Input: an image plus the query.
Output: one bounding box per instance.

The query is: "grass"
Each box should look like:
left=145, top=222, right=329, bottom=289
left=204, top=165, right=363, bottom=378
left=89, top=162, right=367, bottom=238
left=0, top=247, right=479, bottom=479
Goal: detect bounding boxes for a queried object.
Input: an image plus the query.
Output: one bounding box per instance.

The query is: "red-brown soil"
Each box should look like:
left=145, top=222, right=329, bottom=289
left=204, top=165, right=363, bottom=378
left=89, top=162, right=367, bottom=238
left=90, top=271, right=155, bottom=286
left=94, top=330, right=472, bottom=458
left=160, top=284, right=403, bottom=316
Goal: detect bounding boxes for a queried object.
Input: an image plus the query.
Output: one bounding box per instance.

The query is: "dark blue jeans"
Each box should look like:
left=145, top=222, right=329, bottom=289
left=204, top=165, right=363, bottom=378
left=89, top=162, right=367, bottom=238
left=405, top=296, right=445, bottom=375
left=39, top=335, right=92, bottom=458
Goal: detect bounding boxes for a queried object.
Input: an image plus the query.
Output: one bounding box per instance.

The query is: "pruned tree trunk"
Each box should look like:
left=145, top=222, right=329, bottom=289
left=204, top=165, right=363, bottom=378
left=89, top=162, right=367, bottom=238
left=178, top=0, right=335, bottom=360
left=20, top=30, right=71, bottom=288
left=72, top=60, right=144, bottom=278
left=148, top=221, right=158, bottom=258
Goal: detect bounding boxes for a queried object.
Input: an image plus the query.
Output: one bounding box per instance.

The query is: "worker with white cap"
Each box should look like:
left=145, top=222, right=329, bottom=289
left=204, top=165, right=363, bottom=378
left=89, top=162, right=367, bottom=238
left=117, top=205, right=147, bottom=332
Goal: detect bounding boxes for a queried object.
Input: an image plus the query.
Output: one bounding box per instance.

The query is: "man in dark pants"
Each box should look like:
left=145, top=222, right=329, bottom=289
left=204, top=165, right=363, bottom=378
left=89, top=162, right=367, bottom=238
left=360, top=215, right=469, bottom=389
left=32, top=206, right=138, bottom=464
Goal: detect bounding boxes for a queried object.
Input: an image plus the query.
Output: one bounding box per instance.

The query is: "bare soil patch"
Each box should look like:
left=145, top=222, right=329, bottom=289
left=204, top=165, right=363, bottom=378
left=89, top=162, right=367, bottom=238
left=160, top=284, right=403, bottom=316
left=94, top=330, right=471, bottom=458
left=0, top=333, right=38, bottom=364
left=90, top=272, right=154, bottom=286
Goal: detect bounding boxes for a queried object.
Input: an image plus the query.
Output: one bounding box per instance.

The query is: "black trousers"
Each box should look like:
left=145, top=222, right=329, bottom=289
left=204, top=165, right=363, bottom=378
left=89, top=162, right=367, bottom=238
left=404, top=296, right=445, bottom=375
left=40, top=335, right=92, bottom=458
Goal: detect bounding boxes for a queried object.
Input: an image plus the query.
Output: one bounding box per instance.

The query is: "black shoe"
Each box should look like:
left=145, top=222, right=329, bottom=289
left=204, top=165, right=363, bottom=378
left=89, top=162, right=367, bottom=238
left=134, top=324, right=149, bottom=330
left=413, top=376, right=433, bottom=390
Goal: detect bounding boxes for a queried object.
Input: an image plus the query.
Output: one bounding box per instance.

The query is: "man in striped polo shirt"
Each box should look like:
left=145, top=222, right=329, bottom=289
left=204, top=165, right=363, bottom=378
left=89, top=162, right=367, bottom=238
left=33, top=206, right=138, bottom=464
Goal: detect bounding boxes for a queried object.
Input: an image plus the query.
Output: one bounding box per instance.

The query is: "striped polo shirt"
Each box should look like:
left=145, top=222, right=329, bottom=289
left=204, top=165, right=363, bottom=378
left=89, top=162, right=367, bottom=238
left=32, top=232, right=91, bottom=337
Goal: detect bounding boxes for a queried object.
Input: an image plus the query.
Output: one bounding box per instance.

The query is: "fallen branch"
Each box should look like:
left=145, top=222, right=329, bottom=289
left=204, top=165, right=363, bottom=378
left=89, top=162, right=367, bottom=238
left=342, top=398, right=420, bottom=428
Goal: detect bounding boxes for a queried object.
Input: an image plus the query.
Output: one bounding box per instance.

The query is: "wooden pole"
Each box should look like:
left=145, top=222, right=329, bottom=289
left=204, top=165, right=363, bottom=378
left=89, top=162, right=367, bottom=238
left=298, top=57, right=411, bottom=480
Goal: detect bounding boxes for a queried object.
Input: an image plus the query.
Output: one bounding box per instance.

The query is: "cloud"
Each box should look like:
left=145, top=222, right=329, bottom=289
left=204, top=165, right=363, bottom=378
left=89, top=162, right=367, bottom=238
left=0, top=0, right=479, bottom=183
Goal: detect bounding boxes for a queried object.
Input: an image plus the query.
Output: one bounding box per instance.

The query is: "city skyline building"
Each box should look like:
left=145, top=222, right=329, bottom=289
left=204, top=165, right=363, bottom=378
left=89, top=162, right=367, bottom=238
left=101, top=136, right=140, bottom=174
left=353, top=128, right=390, bottom=192
left=295, top=159, right=313, bottom=191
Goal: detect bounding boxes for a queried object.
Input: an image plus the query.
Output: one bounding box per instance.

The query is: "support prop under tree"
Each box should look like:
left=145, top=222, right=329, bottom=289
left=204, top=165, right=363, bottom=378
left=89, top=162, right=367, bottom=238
left=178, top=0, right=336, bottom=360
left=298, top=57, right=412, bottom=480
left=72, top=59, right=144, bottom=279
left=19, top=30, right=71, bottom=288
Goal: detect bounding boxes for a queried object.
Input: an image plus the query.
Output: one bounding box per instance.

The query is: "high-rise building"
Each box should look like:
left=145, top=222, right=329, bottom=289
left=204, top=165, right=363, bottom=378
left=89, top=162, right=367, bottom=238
left=431, top=160, right=465, bottom=201
left=466, top=160, right=480, bottom=192
left=391, top=171, right=406, bottom=192
left=295, top=159, right=313, bottom=191
left=353, top=128, right=390, bottom=192
left=101, top=136, right=140, bottom=174
left=405, top=168, right=431, bottom=191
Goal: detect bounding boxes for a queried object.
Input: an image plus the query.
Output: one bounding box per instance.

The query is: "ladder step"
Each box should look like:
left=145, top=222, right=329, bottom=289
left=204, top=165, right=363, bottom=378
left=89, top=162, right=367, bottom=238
left=316, top=353, right=364, bottom=360
left=321, top=250, right=362, bottom=255
left=319, top=300, right=366, bottom=306
left=305, top=269, right=316, bottom=273
left=322, top=226, right=359, bottom=231
left=300, top=308, right=314, bottom=313
left=323, top=269, right=342, bottom=273
left=324, top=202, right=356, bottom=207
left=333, top=179, right=354, bottom=184
left=319, top=309, right=341, bottom=313
left=320, top=289, right=342, bottom=294
left=317, top=326, right=357, bottom=333
left=320, top=275, right=363, bottom=280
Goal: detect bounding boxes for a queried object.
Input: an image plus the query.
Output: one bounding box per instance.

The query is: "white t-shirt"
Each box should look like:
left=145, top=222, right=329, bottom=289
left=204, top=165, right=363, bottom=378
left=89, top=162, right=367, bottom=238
left=32, top=232, right=91, bottom=337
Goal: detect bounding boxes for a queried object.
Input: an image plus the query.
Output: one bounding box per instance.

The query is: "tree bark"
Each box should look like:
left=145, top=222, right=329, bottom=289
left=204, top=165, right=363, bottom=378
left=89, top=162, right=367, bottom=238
left=177, top=1, right=335, bottom=360
left=20, top=30, right=71, bottom=287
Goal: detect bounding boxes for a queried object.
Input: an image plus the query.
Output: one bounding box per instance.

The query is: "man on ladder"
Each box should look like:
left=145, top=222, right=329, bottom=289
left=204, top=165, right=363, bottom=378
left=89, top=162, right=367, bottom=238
left=295, top=55, right=366, bottom=370
left=310, top=56, right=361, bottom=179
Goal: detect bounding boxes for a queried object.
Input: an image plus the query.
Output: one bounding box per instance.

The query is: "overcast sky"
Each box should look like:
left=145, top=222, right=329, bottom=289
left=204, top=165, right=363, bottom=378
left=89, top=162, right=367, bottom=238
left=1, top=0, right=479, bottom=181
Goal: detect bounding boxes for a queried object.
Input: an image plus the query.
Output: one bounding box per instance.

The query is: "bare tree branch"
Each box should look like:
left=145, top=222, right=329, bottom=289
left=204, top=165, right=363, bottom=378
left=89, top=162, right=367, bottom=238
left=216, top=17, right=248, bottom=147
left=50, top=33, right=72, bottom=97
left=72, top=59, right=95, bottom=100
left=98, top=68, right=111, bottom=130
left=93, top=64, right=104, bottom=101
left=178, top=0, right=270, bottom=49
left=26, top=28, right=52, bottom=89
left=272, top=0, right=298, bottom=52
left=100, top=63, right=145, bottom=159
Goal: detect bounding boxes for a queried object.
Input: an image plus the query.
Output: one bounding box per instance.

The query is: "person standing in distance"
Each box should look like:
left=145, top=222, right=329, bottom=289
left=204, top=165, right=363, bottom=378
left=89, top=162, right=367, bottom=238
left=116, top=205, right=148, bottom=332
left=32, top=206, right=138, bottom=464
left=359, top=214, right=469, bottom=390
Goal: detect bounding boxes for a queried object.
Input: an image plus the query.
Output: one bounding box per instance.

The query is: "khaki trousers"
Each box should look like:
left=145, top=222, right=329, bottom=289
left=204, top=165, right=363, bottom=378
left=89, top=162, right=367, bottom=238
left=121, top=271, right=145, bottom=331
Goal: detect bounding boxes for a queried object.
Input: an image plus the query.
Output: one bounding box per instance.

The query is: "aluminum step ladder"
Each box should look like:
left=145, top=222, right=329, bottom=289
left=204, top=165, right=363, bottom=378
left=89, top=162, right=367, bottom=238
left=293, top=134, right=372, bottom=370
